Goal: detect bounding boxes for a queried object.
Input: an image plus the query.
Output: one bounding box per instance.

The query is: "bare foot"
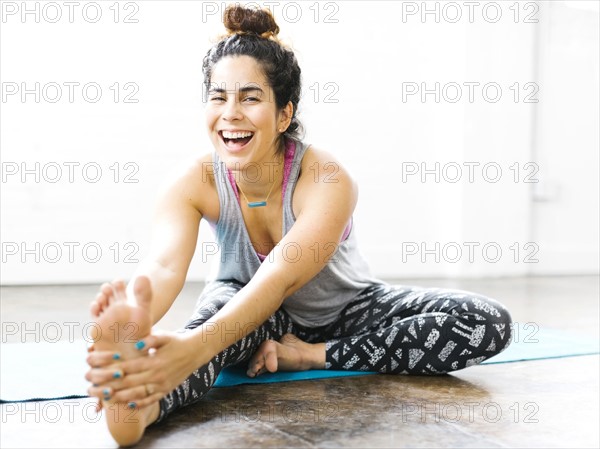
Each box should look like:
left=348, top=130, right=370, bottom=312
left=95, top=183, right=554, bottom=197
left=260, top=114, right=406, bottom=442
left=246, top=333, right=325, bottom=377
left=91, top=276, right=159, bottom=446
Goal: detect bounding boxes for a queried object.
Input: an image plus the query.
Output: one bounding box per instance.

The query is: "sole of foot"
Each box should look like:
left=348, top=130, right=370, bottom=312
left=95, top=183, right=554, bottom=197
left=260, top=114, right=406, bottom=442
left=93, top=277, right=157, bottom=446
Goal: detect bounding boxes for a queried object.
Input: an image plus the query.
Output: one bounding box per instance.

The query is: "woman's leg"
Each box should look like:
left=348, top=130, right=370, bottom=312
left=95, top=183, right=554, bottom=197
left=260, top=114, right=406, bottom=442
left=153, top=280, right=298, bottom=424
left=319, top=283, right=513, bottom=374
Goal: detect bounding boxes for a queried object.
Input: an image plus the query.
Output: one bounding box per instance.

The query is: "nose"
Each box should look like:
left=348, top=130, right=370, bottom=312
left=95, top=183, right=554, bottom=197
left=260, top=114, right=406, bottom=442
left=222, top=97, right=243, bottom=121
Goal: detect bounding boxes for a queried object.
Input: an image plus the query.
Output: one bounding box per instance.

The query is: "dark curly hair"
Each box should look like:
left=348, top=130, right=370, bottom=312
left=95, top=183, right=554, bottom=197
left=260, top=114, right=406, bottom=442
left=202, top=4, right=304, bottom=153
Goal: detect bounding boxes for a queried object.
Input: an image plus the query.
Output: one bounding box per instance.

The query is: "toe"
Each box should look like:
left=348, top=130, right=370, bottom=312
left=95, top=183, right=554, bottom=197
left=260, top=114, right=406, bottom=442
left=100, top=283, right=115, bottom=303
left=112, top=279, right=127, bottom=302
left=247, top=358, right=263, bottom=377
left=91, top=292, right=109, bottom=316
left=90, top=300, right=100, bottom=317
left=264, top=349, right=278, bottom=373
left=247, top=349, right=266, bottom=377
left=133, top=276, right=152, bottom=311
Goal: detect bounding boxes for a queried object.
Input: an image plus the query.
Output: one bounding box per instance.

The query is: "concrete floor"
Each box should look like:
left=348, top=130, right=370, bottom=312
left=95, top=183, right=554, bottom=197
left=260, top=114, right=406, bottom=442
left=1, top=276, right=599, bottom=448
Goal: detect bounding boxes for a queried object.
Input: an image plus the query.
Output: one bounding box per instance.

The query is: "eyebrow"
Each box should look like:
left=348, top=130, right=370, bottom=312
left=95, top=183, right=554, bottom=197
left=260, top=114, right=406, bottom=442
left=208, top=86, right=265, bottom=95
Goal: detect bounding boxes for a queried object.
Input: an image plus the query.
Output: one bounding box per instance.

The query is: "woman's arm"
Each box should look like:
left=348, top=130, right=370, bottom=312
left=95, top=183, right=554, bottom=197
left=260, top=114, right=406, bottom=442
left=90, top=157, right=207, bottom=325
left=183, top=146, right=357, bottom=366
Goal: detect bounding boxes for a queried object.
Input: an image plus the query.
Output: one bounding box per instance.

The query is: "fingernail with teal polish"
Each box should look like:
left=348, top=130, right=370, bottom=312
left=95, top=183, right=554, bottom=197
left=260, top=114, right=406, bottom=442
left=113, top=371, right=121, bottom=379
left=103, top=388, right=110, bottom=396
left=112, top=353, right=121, bottom=360
left=93, top=383, right=99, bottom=387
left=104, top=395, right=111, bottom=401
left=135, top=341, right=145, bottom=350
left=128, top=402, right=136, bottom=409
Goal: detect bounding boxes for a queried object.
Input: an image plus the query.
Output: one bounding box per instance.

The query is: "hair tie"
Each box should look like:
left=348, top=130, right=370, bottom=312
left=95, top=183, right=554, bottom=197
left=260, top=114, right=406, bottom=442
left=227, top=29, right=276, bottom=41
left=259, top=30, right=275, bottom=39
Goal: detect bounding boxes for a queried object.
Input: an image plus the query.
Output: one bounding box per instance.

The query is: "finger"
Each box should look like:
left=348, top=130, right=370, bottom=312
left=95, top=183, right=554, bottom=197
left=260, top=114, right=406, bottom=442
left=136, top=333, right=171, bottom=353
left=95, top=370, right=149, bottom=392
left=112, top=384, right=149, bottom=404
left=85, top=366, right=125, bottom=385
left=86, top=364, right=153, bottom=393
left=85, top=373, right=131, bottom=393
left=88, top=385, right=114, bottom=401
left=95, top=399, right=103, bottom=413
left=86, top=350, right=122, bottom=367
left=125, top=392, right=164, bottom=410
left=86, top=348, right=161, bottom=387
left=87, top=342, right=95, bottom=353
left=111, top=354, right=155, bottom=377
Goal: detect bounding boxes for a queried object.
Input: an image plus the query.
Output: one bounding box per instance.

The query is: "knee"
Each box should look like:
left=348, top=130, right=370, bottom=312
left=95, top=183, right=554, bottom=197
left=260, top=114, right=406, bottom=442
left=497, top=301, right=513, bottom=350
left=478, top=296, right=513, bottom=355
left=452, top=292, right=513, bottom=356
left=489, top=296, right=512, bottom=328
left=488, top=296, right=512, bottom=326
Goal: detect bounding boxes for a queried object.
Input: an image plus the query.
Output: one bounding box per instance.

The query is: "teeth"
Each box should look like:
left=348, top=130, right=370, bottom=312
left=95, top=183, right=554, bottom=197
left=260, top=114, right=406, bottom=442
left=222, top=131, right=254, bottom=139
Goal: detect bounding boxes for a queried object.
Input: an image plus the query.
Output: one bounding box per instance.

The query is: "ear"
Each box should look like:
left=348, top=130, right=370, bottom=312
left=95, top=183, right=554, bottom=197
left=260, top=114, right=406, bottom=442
left=278, top=101, right=294, bottom=131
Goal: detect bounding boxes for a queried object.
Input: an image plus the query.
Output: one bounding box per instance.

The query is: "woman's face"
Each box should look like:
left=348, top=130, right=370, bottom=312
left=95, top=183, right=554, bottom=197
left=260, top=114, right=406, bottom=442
left=205, top=55, right=287, bottom=171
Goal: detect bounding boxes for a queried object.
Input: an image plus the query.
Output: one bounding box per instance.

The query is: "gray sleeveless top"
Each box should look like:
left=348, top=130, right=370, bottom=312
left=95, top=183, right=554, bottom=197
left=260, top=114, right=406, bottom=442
left=207, top=138, right=382, bottom=327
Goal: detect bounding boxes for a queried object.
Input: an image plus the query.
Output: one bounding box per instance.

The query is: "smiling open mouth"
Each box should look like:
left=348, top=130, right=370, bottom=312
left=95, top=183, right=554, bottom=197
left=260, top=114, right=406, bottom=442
left=220, top=131, right=254, bottom=150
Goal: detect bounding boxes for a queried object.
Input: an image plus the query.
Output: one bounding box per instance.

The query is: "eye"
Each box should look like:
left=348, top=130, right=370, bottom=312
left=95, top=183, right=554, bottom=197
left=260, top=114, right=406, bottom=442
left=209, top=96, right=225, bottom=102
left=244, top=96, right=260, bottom=102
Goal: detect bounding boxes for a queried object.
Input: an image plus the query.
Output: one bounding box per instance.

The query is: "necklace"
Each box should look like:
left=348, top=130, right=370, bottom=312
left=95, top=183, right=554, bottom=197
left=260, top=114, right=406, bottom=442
left=236, top=178, right=277, bottom=208
left=235, top=155, right=283, bottom=208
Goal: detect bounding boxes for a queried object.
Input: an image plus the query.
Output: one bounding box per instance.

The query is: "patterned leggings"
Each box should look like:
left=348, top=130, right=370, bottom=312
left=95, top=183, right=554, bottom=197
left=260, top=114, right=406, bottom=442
left=155, top=280, right=513, bottom=423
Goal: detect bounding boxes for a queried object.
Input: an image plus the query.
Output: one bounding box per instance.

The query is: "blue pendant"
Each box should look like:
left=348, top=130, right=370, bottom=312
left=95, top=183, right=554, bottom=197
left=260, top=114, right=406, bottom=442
left=248, top=201, right=267, bottom=208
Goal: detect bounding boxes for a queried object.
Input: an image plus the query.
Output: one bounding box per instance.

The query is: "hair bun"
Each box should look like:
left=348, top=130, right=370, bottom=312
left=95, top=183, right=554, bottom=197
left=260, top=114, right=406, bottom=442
left=223, top=4, right=280, bottom=39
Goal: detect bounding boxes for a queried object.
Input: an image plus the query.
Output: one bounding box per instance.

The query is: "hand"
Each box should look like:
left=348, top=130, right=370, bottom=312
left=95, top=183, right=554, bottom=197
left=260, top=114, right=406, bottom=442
left=86, top=330, right=205, bottom=409
left=84, top=276, right=154, bottom=410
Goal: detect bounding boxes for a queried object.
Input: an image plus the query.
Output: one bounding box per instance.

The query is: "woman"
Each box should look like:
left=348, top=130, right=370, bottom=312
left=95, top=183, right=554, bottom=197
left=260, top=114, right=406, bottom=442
left=85, top=5, right=513, bottom=446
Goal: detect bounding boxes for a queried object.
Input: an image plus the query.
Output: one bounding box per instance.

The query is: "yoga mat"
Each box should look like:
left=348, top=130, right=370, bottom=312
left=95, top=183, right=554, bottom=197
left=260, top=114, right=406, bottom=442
left=1, top=324, right=598, bottom=403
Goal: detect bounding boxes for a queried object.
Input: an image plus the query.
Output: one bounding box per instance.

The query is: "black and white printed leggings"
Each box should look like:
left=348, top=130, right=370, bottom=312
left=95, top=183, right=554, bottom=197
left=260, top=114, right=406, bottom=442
left=155, top=280, right=513, bottom=423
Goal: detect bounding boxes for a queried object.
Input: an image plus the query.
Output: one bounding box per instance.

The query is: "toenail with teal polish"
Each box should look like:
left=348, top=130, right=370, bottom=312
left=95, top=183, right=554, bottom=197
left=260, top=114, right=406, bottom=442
left=112, top=353, right=120, bottom=360
left=128, top=402, right=136, bottom=409
left=135, top=341, right=145, bottom=350
left=113, top=371, right=121, bottom=379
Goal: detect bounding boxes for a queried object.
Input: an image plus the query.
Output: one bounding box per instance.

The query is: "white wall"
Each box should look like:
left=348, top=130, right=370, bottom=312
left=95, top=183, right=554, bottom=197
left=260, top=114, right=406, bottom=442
left=530, top=1, right=599, bottom=275
left=0, top=1, right=598, bottom=284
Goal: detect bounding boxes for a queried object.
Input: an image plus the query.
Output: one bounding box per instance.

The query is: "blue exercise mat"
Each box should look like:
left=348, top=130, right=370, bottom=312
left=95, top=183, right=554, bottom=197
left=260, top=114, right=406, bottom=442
left=1, top=323, right=598, bottom=403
